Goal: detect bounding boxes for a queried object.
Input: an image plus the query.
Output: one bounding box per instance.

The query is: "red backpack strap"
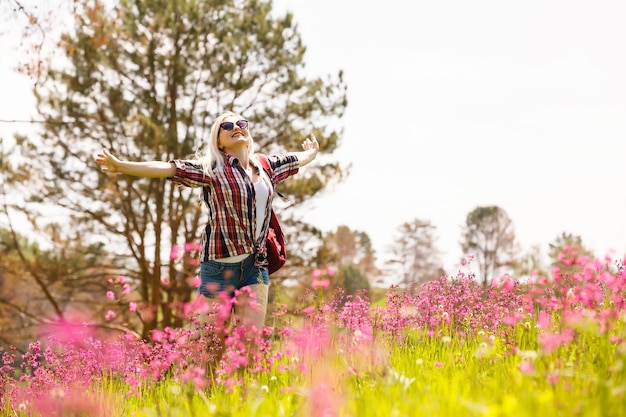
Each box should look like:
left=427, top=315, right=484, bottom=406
left=257, top=154, right=286, bottom=199
left=256, top=154, right=286, bottom=274
left=257, top=154, right=271, bottom=177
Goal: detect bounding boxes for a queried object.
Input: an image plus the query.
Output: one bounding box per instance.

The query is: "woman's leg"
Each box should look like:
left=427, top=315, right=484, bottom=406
left=234, top=283, right=269, bottom=331
left=232, top=256, right=269, bottom=331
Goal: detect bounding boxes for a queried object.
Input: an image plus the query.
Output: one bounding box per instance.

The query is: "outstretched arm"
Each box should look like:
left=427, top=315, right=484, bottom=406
left=289, top=134, right=319, bottom=167
left=95, top=149, right=176, bottom=178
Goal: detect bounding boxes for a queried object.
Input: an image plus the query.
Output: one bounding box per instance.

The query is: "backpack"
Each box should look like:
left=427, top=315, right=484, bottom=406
left=257, top=155, right=287, bottom=275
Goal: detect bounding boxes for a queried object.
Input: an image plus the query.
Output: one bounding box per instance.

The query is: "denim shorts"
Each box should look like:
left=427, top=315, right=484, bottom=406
left=198, top=254, right=269, bottom=298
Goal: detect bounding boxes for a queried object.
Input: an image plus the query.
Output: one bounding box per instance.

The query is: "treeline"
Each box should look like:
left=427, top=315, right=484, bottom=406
left=0, top=211, right=598, bottom=354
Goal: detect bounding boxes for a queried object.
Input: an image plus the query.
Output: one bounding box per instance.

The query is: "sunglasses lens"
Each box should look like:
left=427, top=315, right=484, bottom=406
left=236, top=120, right=249, bottom=129
left=220, top=122, right=235, bottom=131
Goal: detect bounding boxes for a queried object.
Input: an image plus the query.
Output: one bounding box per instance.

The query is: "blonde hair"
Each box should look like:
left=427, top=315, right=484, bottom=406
left=195, top=111, right=256, bottom=176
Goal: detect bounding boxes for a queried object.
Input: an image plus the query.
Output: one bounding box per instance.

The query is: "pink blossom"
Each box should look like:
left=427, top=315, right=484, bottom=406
left=106, top=291, right=115, bottom=301
left=169, top=245, right=180, bottom=261
left=118, top=275, right=126, bottom=284
left=129, top=302, right=137, bottom=313
left=302, top=306, right=315, bottom=317
left=537, top=310, right=551, bottom=329
left=519, top=360, right=535, bottom=375
left=122, top=283, right=131, bottom=295
left=326, top=266, right=336, bottom=277
left=104, top=310, right=115, bottom=321
left=433, top=361, right=443, bottom=368
left=312, top=279, right=330, bottom=290
left=312, top=268, right=322, bottom=279
left=185, top=241, right=201, bottom=252
left=309, top=374, right=343, bottom=417
left=538, top=328, right=574, bottom=353
left=547, top=372, right=559, bottom=385
left=151, top=330, right=164, bottom=342
left=187, top=275, right=201, bottom=288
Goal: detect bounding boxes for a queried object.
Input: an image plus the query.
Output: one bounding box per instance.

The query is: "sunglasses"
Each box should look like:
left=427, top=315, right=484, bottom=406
left=219, top=119, right=249, bottom=131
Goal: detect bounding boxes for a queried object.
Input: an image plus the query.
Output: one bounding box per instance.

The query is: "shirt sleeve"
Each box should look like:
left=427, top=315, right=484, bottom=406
left=167, top=160, right=212, bottom=188
left=261, top=154, right=300, bottom=184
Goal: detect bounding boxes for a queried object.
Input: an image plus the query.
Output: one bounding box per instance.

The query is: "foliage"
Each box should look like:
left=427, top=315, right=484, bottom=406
left=336, top=264, right=370, bottom=298
left=2, top=0, right=348, bottom=338
left=0, top=227, right=120, bottom=353
left=307, top=225, right=379, bottom=297
left=386, top=218, right=444, bottom=286
left=512, top=243, right=549, bottom=280
left=460, top=205, right=520, bottom=285
left=548, top=232, right=596, bottom=274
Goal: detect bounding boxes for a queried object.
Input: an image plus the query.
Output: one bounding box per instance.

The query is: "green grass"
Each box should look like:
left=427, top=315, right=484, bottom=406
left=4, top=273, right=626, bottom=417
left=47, top=321, right=621, bottom=417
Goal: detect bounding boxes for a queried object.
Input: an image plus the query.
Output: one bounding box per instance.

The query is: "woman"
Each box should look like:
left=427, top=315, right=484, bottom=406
left=95, top=111, right=319, bottom=332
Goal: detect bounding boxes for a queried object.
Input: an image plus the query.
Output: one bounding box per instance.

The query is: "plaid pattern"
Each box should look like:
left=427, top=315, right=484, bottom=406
left=169, top=153, right=299, bottom=262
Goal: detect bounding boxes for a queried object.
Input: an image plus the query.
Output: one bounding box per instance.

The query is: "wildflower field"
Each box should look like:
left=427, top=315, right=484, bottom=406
left=2, top=253, right=626, bottom=417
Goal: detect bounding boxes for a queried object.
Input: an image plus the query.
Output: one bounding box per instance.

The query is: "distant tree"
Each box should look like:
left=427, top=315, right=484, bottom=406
left=548, top=232, right=595, bottom=275
left=387, top=218, right=444, bottom=287
left=460, top=206, right=519, bottom=285
left=512, top=243, right=549, bottom=280
left=313, top=225, right=380, bottom=291
left=3, top=0, right=348, bottom=338
left=336, top=264, right=370, bottom=298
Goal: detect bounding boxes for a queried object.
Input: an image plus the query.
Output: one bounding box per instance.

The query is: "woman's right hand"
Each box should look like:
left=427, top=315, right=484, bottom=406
left=95, top=149, right=121, bottom=173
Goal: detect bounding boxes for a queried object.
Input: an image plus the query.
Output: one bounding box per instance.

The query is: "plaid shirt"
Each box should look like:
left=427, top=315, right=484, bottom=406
left=169, top=153, right=299, bottom=262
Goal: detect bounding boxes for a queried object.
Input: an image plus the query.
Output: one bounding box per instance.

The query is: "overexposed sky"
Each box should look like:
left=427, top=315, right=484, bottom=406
left=272, top=0, right=626, bottom=271
left=1, top=1, right=625, bottom=274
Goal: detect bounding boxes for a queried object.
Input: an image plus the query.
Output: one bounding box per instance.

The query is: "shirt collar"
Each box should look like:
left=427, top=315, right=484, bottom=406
left=221, top=152, right=260, bottom=173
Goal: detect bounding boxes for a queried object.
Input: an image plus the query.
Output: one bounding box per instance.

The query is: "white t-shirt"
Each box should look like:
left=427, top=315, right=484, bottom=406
left=253, top=173, right=271, bottom=240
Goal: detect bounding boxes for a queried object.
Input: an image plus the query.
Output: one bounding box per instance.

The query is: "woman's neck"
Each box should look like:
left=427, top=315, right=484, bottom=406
left=225, top=148, right=251, bottom=169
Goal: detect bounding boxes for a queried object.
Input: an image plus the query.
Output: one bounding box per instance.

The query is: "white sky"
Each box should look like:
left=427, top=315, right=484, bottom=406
left=1, top=0, right=625, bottom=274
left=272, top=0, right=626, bottom=271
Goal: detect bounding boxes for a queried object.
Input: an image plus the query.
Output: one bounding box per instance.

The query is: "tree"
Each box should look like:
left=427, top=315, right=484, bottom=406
left=318, top=225, right=380, bottom=277
left=0, top=225, right=123, bottom=353
left=4, top=0, right=348, bottom=338
left=306, top=225, right=380, bottom=294
left=386, top=218, right=444, bottom=287
left=548, top=232, right=595, bottom=275
left=512, top=243, right=549, bottom=280
left=336, top=264, right=370, bottom=298
left=460, top=205, right=519, bottom=285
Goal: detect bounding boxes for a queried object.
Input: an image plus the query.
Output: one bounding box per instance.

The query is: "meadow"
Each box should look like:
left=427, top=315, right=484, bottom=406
left=1, top=251, right=625, bottom=417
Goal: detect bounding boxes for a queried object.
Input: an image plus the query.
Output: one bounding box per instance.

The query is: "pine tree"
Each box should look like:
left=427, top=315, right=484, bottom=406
left=5, top=0, right=348, bottom=337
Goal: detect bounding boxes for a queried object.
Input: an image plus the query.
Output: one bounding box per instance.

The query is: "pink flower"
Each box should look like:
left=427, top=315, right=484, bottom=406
left=184, top=241, right=201, bottom=252
left=122, top=283, right=131, bottom=295
left=312, top=279, right=330, bottom=290
left=434, top=361, right=443, bottom=368
left=538, top=328, right=574, bottom=353
left=105, top=310, right=115, bottom=321
left=547, top=372, right=559, bottom=385
left=519, top=360, right=535, bottom=375
left=302, top=306, right=315, bottom=316
left=152, top=330, right=164, bottom=342
left=129, top=302, right=137, bottom=313
left=169, top=245, right=180, bottom=261
left=312, top=269, right=322, bottom=279
left=326, top=266, right=336, bottom=277
left=106, top=291, right=115, bottom=301
left=118, top=275, right=126, bottom=284
left=187, top=275, right=201, bottom=288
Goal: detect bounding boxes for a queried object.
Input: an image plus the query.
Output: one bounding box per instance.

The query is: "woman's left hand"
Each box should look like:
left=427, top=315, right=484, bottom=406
left=302, top=134, right=319, bottom=153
